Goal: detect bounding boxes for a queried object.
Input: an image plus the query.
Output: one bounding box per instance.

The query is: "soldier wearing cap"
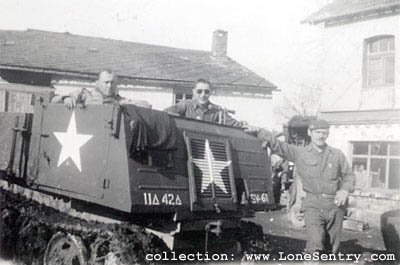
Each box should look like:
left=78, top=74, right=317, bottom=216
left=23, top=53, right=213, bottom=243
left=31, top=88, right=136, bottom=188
left=244, top=119, right=355, bottom=254
left=164, top=78, right=243, bottom=127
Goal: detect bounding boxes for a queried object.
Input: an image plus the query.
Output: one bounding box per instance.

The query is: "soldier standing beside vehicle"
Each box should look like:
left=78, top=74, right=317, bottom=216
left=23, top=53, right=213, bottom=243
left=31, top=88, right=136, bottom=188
left=244, top=119, right=355, bottom=255
left=164, top=78, right=244, bottom=127
left=52, top=69, right=151, bottom=108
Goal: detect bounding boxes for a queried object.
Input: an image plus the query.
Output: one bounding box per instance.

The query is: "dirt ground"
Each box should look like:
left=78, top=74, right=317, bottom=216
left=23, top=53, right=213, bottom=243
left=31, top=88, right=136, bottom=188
left=246, top=207, right=392, bottom=262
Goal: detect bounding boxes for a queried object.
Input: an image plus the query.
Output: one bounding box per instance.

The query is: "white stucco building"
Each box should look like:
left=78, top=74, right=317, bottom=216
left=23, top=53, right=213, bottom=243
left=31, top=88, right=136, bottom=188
left=304, top=0, right=400, bottom=226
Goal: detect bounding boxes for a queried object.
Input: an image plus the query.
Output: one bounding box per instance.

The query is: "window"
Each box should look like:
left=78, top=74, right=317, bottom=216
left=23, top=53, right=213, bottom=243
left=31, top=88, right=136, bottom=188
left=363, top=36, right=395, bottom=88
left=352, top=141, right=400, bottom=190
left=174, top=92, right=192, bottom=104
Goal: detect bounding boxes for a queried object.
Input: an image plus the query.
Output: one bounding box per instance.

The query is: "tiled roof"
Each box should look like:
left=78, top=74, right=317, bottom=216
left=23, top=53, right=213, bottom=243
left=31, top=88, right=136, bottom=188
left=320, top=109, right=400, bottom=124
left=303, top=0, right=400, bottom=24
left=0, top=29, right=275, bottom=89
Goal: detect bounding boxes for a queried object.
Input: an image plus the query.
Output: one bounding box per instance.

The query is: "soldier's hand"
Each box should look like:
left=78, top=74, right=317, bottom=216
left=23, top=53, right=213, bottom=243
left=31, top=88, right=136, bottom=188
left=239, top=120, right=248, bottom=126
left=335, top=190, right=349, bottom=206
left=63, top=97, right=76, bottom=109
left=242, top=125, right=260, bottom=134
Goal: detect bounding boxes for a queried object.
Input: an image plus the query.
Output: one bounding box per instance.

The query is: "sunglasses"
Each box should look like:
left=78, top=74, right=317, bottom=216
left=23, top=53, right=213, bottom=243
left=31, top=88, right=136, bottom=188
left=196, top=89, right=210, bottom=95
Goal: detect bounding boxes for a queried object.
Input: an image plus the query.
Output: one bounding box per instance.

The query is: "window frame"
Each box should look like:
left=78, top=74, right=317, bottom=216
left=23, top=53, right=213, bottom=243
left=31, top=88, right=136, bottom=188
left=351, top=141, right=400, bottom=190
left=173, top=91, right=193, bottom=104
left=362, top=35, right=395, bottom=89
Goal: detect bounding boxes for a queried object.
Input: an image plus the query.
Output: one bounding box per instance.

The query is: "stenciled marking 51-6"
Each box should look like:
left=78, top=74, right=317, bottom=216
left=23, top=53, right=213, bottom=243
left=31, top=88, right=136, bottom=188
left=143, top=192, right=183, bottom=206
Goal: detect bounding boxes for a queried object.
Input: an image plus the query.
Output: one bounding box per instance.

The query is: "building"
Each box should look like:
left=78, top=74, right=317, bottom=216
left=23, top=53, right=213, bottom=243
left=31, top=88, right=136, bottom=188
left=304, top=0, right=400, bottom=227
left=0, top=81, right=52, bottom=113
left=0, top=29, right=276, bottom=127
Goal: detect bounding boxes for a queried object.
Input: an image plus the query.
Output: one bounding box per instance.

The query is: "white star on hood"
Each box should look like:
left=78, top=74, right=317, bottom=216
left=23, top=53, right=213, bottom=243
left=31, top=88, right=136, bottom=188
left=193, top=139, right=231, bottom=194
left=53, top=111, right=93, bottom=172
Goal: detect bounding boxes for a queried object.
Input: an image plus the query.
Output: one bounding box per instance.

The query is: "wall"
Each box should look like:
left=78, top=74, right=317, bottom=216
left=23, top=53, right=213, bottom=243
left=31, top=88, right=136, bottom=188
left=348, top=190, right=400, bottom=227
left=53, top=78, right=275, bottom=127
left=326, top=123, right=400, bottom=158
left=316, top=15, right=400, bottom=111
left=52, top=79, right=95, bottom=95
left=118, top=86, right=173, bottom=110
left=121, top=86, right=275, bottom=125
left=52, top=78, right=174, bottom=110
left=326, top=123, right=400, bottom=227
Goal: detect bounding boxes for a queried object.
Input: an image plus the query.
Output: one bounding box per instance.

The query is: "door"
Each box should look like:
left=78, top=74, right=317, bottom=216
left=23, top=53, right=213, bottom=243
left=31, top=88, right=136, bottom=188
left=31, top=104, right=113, bottom=200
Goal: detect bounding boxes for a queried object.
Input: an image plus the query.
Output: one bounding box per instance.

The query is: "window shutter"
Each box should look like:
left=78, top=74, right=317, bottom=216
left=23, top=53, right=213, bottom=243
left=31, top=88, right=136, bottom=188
left=388, top=38, right=395, bottom=51
left=368, top=58, right=383, bottom=86
left=369, top=41, right=378, bottom=53
left=0, top=90, right=5, bottom=112
left=385, top=56, right=395, bottom=85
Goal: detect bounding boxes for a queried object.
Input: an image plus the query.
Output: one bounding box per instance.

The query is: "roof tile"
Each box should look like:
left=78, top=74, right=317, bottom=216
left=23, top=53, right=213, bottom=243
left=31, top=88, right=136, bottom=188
left=320, top=109, right=400, bottom=124
left=0, top=29, right=276, bottom=89
left=304, top=0, right=400, bottom=24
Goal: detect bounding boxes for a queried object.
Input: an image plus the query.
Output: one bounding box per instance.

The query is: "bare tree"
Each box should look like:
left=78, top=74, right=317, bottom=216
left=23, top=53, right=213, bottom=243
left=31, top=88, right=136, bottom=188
left=274, top=83, right=322, bottom=122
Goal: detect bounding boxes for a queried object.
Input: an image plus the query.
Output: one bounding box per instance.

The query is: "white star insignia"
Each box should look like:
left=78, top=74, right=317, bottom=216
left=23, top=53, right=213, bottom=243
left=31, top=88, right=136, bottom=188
left=193, top=139, right=231, bottom=194
left=53, top=111, right=93, bottom=172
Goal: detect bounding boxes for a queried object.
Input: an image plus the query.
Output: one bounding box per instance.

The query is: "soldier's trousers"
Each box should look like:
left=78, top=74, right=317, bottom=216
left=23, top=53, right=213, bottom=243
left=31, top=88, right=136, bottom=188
left=304, top=203, right=344, bottom=254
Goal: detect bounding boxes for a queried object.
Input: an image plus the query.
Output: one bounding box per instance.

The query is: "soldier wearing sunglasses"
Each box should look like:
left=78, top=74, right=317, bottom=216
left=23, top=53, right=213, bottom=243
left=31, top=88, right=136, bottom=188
left=164, top=79, right=243, bottom=127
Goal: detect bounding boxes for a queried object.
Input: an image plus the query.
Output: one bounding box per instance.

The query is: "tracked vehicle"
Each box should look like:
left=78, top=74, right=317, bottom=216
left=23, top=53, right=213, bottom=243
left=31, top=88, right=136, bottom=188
left=0, top=94, right=273, bottom=264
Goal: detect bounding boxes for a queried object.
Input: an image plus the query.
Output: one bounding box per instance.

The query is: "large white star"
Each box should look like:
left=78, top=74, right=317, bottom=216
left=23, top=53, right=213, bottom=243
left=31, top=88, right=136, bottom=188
left=193, top=139, right=231, bottom=194
left=53, top=111, right=93, bottom=172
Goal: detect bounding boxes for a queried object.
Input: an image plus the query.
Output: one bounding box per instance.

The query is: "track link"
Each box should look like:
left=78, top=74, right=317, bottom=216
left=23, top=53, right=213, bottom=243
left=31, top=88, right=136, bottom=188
left=0, top=183, right=168, bottom=264
left=0, top=179, right=278, bottom=264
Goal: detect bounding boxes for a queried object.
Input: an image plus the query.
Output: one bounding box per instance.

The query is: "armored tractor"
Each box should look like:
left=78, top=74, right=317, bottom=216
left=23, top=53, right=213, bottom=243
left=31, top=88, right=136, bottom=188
left=0, top=98, right=273, bottom=264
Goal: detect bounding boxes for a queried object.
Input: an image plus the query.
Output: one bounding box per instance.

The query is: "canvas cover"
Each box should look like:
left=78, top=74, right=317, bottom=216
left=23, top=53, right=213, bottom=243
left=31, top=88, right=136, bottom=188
left=122, top=105, right=179, bottom=154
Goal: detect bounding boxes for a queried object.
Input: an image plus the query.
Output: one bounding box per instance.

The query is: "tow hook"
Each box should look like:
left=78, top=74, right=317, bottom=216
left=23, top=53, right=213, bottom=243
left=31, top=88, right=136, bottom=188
left=204, top=220, right=222, bottom=252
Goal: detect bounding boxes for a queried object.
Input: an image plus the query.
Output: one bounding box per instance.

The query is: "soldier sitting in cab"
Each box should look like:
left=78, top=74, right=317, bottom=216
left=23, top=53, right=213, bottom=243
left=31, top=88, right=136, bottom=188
left=52, top=70, right=151, bottom=108
left=164, top=78, right=244, bottom=127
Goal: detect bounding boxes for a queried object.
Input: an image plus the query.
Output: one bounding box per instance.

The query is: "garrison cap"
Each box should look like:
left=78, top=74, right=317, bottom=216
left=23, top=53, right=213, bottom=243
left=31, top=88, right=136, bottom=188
left=309, top=119, right=330, bottom=130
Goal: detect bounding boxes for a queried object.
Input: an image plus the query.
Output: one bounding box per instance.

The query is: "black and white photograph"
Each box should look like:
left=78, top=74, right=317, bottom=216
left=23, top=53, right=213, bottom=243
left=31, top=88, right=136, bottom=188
left=0, top=0, right=399, bottom=264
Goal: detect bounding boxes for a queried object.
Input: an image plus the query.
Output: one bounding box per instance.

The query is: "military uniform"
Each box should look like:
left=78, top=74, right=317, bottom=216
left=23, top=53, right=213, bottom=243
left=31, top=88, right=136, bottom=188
left=164, top=99, right=242, bottom=127
left=51, top=88, right=151, bottom=108
left=257, top=129, right=355, bottom=254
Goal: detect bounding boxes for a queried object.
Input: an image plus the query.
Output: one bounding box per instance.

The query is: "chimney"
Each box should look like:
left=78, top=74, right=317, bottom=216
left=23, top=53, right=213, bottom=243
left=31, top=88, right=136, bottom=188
left=212, top=30, right=228, bottom=58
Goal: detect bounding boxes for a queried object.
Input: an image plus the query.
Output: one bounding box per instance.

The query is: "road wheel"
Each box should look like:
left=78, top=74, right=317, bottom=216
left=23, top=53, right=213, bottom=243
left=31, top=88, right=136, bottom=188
left=44, top=232, right=88, bottom=265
